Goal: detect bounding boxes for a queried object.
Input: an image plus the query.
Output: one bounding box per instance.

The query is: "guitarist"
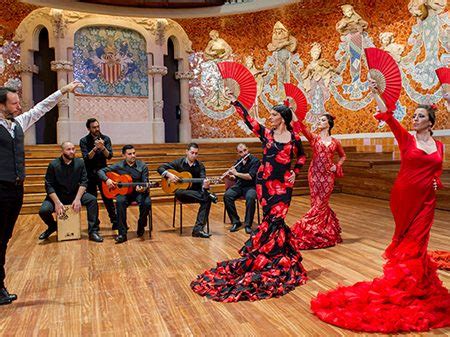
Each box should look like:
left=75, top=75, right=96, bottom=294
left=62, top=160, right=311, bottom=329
left=157, top=143, right=213, bottom=239
left=98, top=145, right=151, bottom=243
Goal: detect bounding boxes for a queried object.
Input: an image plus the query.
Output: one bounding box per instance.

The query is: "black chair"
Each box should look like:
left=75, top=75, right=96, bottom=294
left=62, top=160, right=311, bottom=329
left=172, top=196, right=210, bottom=235
left=222, top=178, right=261, bottom=226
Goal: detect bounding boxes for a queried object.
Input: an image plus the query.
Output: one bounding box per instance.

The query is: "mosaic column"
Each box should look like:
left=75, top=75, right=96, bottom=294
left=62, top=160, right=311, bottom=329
left=175, top=71, right=194, bottom=143
left=15, top=63, right=39, bottom=145
left=51, top=60, right=73, bottom=144
left=149, top=65, right=167, bottom=143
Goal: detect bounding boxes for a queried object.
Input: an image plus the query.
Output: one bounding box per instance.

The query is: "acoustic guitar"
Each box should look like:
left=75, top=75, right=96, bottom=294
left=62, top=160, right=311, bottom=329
left=102, top=172, right=159, bottom=199
left=160, top=169, right=221, bottom=194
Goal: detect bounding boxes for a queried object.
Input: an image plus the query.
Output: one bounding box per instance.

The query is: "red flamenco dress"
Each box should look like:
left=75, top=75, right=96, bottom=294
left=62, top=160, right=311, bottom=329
left=191, top=101, right=307, bottom=302
left=311, top=111, right=450, bottom=332
left=291, top=121, right=346, bottom=249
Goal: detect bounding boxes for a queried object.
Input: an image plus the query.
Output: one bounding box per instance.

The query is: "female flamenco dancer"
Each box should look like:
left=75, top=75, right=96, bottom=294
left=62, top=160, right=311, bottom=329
left=428, top=81, right=450, bottom=270
left=191, top=97, right=308, bottom=302
left=290, top=113, right=346, bottom=249
left=311, top=82, right=450, bottom=332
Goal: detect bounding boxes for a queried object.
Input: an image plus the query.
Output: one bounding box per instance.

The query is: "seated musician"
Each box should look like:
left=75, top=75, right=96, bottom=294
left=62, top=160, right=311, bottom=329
left=157, top=143, right=213, bottom=239
left=98, top=145, right=151, bottom=244
left=224, top=143, right=260, bottom=234
left=38, top=142, right=101, bottom=242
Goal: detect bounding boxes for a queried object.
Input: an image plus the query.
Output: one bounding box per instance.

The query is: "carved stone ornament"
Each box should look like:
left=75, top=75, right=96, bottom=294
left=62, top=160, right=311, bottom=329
left=175, top=71, right=194, bottom=80
left=153, top=100, right=164, bottom=119
left=155, top=19, right=168, bottom=46
left=50, top=60, right=73, bottom=72
left=148, top=66, right=168, bottom=76
left=14, top=63, right=39, bottom=74
left=50, top=9, right=67, bottom=38
left=57, top=97, right=69, bottom=109
left=204, top=30, right=233, bottom=60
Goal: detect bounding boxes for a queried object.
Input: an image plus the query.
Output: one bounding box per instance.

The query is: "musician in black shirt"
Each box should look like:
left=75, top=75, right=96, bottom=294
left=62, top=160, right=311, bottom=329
left=98, top=145, right=151, bottom=243
left=38, top=142, right=101, bottom=242
left=224, top=143, right=260, bottom=234
left=157, top=143, right=212, bottom=238
left=79, top=118, right=117, bottom=229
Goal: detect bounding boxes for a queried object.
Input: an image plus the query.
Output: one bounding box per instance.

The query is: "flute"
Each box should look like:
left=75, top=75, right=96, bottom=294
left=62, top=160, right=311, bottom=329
left=221, top=153, right=250, bottom=179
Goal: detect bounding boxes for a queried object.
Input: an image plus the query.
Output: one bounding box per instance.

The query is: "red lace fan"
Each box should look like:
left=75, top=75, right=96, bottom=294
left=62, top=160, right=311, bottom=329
left=435, top=67, right=450, bottom=85
left=364, top=48, right=402, bottom=110
left=217, top=61, right=257, bottom=110
left=283, top=83, right=308, bottom=121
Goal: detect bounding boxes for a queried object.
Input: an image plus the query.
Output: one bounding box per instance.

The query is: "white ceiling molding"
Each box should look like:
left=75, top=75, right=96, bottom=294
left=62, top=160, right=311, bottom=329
left=20, top=0, right=302, bottom=18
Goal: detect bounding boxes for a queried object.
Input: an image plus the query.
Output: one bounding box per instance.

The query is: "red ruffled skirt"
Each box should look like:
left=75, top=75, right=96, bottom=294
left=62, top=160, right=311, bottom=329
left=311, top=241, right=450, bottom=332
left=292, top=205, right=342, bottom=250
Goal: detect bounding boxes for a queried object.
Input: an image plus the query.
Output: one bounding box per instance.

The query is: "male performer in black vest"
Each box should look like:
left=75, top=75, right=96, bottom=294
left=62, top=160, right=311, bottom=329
left=223, top=143, right=260, bottom=234
left=0, top=81, right=82, bottom=305
left=79, top=118, right=117, bottom=229
left=38, top=142, right=101, bottom=242
left=157, top=143, right=213, bottom=239
left=98, top=145, right=151, bottom=244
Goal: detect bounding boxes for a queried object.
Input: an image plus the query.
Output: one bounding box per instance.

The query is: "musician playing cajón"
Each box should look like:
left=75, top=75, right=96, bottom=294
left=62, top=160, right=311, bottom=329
left=98, top=145, right=151, bottom=244
left=157, top=143, right=213, bottom=239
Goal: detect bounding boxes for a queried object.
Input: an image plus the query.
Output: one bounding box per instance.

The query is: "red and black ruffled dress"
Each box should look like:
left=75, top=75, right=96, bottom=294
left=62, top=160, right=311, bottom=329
left=190, top=101, right=307, bottom=302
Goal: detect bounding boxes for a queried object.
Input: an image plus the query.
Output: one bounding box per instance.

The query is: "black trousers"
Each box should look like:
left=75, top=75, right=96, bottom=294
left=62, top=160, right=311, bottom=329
left=39, top=193, right=99, bottom=234
left=175, top=189, right=211, bottom=233
left=116, top=192, right=151, bottom=236
left=87, top=174, right=117, bottom=227
left=0, top=182, right=24, bottom=289
left=223, top=185, right=257, bottom=226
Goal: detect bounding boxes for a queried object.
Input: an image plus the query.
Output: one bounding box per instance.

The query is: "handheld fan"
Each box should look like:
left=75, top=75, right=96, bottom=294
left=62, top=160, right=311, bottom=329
left=364, top=47, right=402, bottom=110
left=217, top=61, right=257, bottom=110
left=283, top=83, right=308, bottom=121
left=435, top=67, right=450, bottom=85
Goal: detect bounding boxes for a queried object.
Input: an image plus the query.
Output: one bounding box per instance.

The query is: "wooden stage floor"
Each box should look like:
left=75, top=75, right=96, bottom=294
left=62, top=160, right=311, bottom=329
left=0, top=194, right=449, bottom=336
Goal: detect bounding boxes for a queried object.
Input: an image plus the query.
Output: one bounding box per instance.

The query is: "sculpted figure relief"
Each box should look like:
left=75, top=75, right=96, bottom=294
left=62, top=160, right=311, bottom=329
left=408, top=0, right=447, bottom=19
left=244, top=55, right=266, bottom=97
left=267, top=21, right=297, bottom=92
left=267, top=21, right=297, bottom=53
left=302, top=43, right=337, bottom=93
left=379, top=32, right=405, bottom=63
left=204, top=30, right=233, bottom=61
left=336, top=4, right=368, bottom=35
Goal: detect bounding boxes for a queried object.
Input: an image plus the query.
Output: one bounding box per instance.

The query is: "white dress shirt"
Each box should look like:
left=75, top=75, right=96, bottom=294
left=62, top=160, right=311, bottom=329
left=0, top=90, right=63, bottom=138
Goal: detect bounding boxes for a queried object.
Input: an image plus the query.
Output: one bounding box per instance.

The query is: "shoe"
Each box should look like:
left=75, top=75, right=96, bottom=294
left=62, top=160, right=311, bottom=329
left=115, top=234, right=127, bottom=244
left=230, top=222, right=242, bottom=232
left=137, top=226, right=145, bottom=237
left=1, top=288, right=17, bottom=301
left=245, top=225, right=253, bottom=234
left=89, top=232, right=103, bottom=243
left=0, top=293, right=12, bottom=305
left=192, top=230, right=211, bottom=238
left=38, top=228, right=56, bottom=240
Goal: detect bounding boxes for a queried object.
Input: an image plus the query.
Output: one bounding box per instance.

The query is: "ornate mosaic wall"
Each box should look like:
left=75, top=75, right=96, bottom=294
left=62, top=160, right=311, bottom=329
left=0, top=0, right=34, bottom=91
left=73, top=26, right=148, bottom=97
left=177, top=0, right=450, bottom=139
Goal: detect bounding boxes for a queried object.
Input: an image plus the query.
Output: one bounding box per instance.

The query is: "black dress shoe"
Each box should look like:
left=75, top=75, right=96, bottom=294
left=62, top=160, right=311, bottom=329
left=0, top=292, right=12, bottom=305
left=137, top=226, right=145, bottom=237
left=245, top=225, right=253, bottom=234
left=192, top=231, right=211, bottom=238
left=115, top=234, right=127, bottom=244
left=1, top=288, right=17, bottom=301
left=230, top=222, right=242, bottom=232
left=38, top=228, right=56, bottom=240
left=89, top=232, right=103, bottom=243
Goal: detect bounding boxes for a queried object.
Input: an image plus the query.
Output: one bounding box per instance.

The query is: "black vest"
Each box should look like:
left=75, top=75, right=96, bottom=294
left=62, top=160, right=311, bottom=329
left=0, top=123, right=25, bottom=182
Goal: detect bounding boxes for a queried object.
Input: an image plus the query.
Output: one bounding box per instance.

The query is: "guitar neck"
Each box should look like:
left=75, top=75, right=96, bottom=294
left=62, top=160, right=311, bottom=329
left=117, top=182, right=156, bottom=187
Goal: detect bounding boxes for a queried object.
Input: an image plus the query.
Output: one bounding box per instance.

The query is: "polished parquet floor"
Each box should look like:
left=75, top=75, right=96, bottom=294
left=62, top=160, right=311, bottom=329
left=0, top=194, right=449, bottom=336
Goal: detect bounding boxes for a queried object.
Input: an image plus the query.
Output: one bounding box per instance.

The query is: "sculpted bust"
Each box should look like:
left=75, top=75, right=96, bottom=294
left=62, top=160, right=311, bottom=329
left=336, top=4, right=368, bottom=35
left=204, top=30, right=233, bottom=61
left=267, top=21, right=297, bottom=53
